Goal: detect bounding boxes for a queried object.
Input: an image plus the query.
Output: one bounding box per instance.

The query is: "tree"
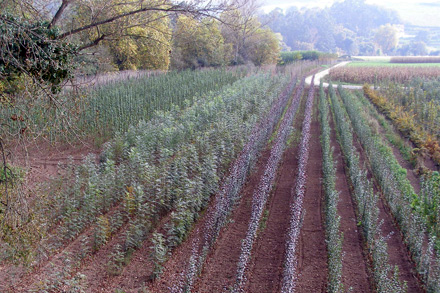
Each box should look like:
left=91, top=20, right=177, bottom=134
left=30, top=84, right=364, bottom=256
left=220, top=0, right=262, bottom=64
left=171, top=15, right=231, bottom=69
left=329, top=0, right=400, bottom=37
left=0, top=0, right=231, bottom=233
left=0, top=0, right=229, bottom=80
left=415, top=30, right=430, bottom=44
left=247, top=28, right=280, bottom=66
left=399, top=41, right=428, bottom=56
left=105, top=14, right=172, bottom=70
left=374, top=24, right=398, bottom=54
left=0, top=14, right=77, bottom=93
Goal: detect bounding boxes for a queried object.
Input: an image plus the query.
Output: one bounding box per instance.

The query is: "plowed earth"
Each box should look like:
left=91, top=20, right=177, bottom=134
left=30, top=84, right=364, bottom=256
left=1, top=85, right=429, bottom=293
left=243, top=93, right=306, bottom=293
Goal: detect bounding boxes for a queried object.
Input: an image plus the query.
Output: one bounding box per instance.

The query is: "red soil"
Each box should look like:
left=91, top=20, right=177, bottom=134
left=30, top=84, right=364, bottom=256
left=193, top=149, right=272, bottom=292
left=329, top=114, right=372, bottom=292
left=0, top=139, right=100, bottom=292
left=81, top=213, right=171, bottom=293
left=243, top=95, right=305, bottom=293
left=10, top=138, right=100, bottom=190
left=353, top=134, right=424, bottom=292
left=295, top=95, right=329, bottom=292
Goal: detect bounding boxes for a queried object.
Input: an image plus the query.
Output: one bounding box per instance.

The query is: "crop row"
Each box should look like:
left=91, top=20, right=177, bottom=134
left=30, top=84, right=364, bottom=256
left=364, top=83, right=440, bottom=163
left=232, top=78, right=306, bottom=292
left=27, top=73, right=289, bottom=284
left=337, top=85, right=440, bottom=292
left=2, top=69, right=243, bottom=141
left=329, top=66, right=440, bottom=84
left=329, top=84, right=407, bottom=292
left=281, top=78, right=315, bottom=293
left=318, top=83, right=344, bottom=292
left=173, top=76, right=300, bottom=293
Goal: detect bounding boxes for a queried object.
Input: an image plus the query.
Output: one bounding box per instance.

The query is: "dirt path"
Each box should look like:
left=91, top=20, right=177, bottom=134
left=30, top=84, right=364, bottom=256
left=295, top=95, right=328, bottom=292
left=329, top=114, right=372, bottom=292
left=243, top=96, right=305, bottom=293
left=304, top=62, right=364, bottom=90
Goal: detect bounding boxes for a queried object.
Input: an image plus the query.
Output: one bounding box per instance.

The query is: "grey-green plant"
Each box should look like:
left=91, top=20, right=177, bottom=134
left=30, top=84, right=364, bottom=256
left=319, top=82, right=344, bottom=293
left=329, top=83, right=407, bottom=292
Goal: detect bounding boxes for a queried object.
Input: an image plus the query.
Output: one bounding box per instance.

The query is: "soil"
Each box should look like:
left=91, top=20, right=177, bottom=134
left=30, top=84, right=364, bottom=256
left=137, top=148, right=272, bottom=293
left=193, top=149, right=272, bottom=293
left=242, top=93, right=305, bottom=293
left=353, top=132, right=424, bottom=292
left=9, top=138, right=100, bottom=189
left=295, top=95, right=329, bottom=292
left=1, top=76, right=430, bottom=292
left=0, top=139, right=100, bottom=292
left=329, top=114, right=372, bottom=292
left=80, top=213, right=172, bottom=293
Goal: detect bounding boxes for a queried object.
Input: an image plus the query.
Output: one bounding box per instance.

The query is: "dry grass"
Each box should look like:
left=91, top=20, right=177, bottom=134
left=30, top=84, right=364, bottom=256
left=329, top=66, right=440, bottom=84
left=390, top=56, right=440, bottom=63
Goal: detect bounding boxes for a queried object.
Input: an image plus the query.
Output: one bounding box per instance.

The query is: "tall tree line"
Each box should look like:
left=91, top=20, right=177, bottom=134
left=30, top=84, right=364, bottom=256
left=260, top=0, right=401, bottom=55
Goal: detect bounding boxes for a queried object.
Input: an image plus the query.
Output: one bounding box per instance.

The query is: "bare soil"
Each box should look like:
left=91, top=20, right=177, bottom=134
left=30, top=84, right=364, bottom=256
left=193, top=149, right=272, bottom=292
left=329, top=114, right=372, bottom=292
left=10, top=138, right=100, bottom=189
left=243, top=93, right=305, bottom=293
left=353, top=133, right=424, bottom=292
left=295, top=95, right=328, bottom=292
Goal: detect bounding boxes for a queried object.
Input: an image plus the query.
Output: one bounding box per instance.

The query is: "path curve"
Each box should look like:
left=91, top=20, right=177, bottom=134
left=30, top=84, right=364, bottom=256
left=305, top=61, right=363, bottom=90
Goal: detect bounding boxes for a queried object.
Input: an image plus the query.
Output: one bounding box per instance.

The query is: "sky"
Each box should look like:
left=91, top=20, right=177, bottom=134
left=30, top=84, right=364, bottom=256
left=260, top=0, right=440, bottom=27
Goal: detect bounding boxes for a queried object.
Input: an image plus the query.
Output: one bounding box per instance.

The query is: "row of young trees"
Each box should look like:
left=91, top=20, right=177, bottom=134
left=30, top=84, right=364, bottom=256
left=281, top=79, right=314, bottom=293
left=172, top=76, right=299, bottom=292
left=336, top=85, right=440, bottom=291
left=233, top=79, right=305, bottom=292
left=329, top=84, right=407, bottom=292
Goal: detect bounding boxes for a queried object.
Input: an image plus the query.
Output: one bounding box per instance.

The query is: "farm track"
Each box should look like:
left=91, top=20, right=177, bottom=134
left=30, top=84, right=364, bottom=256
left=352, top=117, right=424, bottom=292
left=242, top=92, right=306, bottom=293
left=328, top=112, right=372, bottom=292
left=295, top=94, right=328, bottom=292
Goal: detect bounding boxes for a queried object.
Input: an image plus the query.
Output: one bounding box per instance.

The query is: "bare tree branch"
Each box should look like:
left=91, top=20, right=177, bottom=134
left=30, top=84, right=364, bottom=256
left=77, top=33, right=106, bottom=51
left=48, top=0, right=73, bottom=29
left=57, top=1, right=227, bottom=40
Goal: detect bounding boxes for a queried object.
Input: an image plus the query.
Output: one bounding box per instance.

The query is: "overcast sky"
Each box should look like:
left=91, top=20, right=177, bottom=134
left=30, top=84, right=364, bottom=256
left=260, top=0, right=440, bottom=27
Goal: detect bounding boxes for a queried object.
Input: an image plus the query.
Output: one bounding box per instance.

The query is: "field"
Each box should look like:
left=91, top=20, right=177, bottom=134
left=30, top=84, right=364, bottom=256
left=2, top=61, right=440, bottom=293
left=347, top=62, right=440, bottom=67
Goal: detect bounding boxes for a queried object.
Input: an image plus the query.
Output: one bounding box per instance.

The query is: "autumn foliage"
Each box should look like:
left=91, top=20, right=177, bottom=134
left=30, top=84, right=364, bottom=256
left=363, top=85, right=440, bottom=164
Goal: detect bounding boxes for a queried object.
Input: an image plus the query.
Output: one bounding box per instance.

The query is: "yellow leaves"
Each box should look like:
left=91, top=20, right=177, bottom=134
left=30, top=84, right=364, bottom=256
left=364, top=85, right=440, bottom=165
left=126, top=185, right=134, bottom=194
left=125, top=186, right=136, bottom=215
left=172, top=16, right=228, bottom=68
left=97, top=215, right=111, bottom=239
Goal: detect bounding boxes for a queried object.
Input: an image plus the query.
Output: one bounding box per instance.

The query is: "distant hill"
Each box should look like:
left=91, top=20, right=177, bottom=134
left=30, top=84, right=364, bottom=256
left=262, top=0, right=440, bottom=27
